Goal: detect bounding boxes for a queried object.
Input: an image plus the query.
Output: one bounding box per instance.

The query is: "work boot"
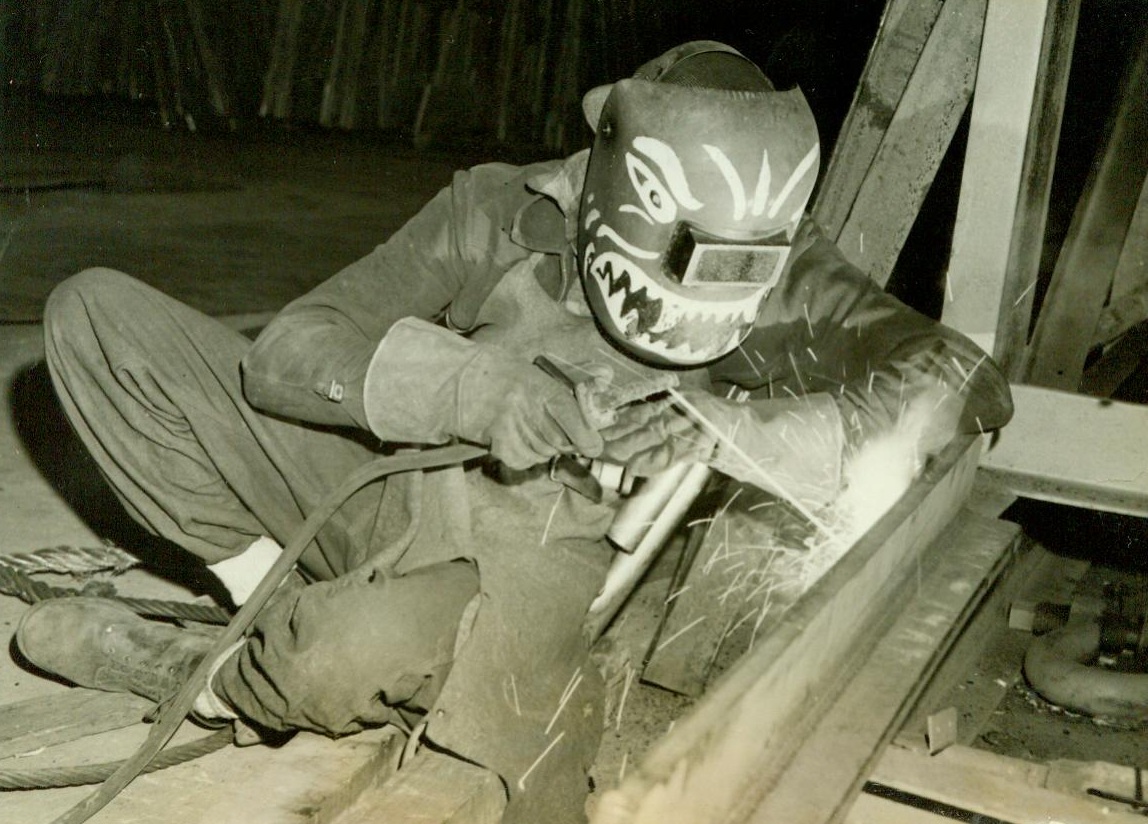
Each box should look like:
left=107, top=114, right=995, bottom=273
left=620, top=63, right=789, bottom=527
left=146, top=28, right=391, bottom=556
left=15, top=597, right=220, bottom=706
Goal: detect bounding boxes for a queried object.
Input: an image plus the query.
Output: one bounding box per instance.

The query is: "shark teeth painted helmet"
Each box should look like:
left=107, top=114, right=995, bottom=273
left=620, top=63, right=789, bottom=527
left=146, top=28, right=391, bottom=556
left=578, top=42, right=820, bottom=367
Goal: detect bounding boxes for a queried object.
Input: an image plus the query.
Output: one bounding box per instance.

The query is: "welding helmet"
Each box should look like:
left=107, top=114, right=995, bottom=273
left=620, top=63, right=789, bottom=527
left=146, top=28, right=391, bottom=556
left=578, top=41, right=820, bottom=367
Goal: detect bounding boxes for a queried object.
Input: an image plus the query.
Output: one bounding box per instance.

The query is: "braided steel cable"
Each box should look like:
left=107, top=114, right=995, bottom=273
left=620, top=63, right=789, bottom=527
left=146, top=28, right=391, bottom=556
left=0, top=729, right=232, bottom=791
left=0, top=563, right=231, bottom=625
left=0, top=545, right=139, bottom=576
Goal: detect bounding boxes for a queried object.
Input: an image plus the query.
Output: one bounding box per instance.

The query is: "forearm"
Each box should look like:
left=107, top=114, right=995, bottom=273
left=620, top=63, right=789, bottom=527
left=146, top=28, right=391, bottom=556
left=714, top=228, right=1013, bottom=452
left=241, top=310, right=376, bottom=429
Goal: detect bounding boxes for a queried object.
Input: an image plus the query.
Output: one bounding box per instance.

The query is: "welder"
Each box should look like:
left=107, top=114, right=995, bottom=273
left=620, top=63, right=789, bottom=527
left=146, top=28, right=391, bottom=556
left=14, top=41, right=1012, bottom=823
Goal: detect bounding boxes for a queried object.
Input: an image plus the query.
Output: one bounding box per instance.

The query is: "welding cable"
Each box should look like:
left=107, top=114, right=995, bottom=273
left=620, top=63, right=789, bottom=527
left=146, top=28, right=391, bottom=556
left=50, top=443, right=488, bottom=824
left=0, top=729, right=232, bottom=791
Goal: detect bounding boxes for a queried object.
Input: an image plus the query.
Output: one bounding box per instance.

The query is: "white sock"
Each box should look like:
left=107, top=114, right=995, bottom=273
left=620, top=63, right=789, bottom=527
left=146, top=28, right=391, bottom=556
left=192, top=640, right=244, bottom=721
left=207, top=536, right=284, bottom=607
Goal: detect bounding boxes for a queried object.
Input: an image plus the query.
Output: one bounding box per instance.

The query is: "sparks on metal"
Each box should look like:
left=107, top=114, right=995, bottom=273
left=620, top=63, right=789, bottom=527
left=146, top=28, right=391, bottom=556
left=539, top=486, right=564, bottom=546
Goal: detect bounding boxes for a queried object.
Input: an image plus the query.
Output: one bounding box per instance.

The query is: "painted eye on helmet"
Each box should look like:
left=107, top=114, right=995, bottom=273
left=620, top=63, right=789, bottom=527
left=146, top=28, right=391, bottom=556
left=625, top=153, right=677, bottom=224
left=663, top=224, right=791, bottom=288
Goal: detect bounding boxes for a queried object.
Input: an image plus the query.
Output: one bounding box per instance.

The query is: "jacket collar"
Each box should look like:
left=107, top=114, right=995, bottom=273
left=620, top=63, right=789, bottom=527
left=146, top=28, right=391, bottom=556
left=510, top=151, right=589, bottom=302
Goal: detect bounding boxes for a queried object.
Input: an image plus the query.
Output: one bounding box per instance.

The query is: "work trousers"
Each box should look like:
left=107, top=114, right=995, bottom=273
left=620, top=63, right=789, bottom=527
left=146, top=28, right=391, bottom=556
left=43, top=269, right=611, bottom=823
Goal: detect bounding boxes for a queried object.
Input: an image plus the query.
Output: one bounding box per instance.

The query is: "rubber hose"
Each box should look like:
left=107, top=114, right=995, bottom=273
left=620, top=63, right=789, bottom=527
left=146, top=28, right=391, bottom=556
left=1023, top=620, right=1148, bottom=724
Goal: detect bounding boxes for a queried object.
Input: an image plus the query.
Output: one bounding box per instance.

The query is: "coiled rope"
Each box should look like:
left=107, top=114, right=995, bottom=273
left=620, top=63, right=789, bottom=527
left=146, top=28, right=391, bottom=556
left=0, top=545, right=230, bottom=625
left=0, top=729, right=232, bottom=790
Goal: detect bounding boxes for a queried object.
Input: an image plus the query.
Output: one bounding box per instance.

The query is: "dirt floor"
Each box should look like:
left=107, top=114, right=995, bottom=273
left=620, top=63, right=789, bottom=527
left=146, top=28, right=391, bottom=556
left=2, top=91, right=1146, bottom=822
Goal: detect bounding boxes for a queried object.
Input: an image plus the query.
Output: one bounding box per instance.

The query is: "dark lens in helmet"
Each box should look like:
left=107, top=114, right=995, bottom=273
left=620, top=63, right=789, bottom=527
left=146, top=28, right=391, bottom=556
left=665, top=224, right=790, bottom=287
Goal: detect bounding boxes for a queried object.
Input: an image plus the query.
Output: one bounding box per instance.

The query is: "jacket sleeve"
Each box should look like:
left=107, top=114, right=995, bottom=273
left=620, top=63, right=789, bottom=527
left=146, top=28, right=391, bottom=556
left=240, top=163, right=532, bottom=430
left=708, top=222, right=1014, bottom=451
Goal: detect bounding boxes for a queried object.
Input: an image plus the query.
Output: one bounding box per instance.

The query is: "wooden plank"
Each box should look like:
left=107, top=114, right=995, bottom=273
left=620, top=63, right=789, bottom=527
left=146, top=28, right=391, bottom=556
left=1025, top=30, right=1148, bottom=390
left=868, top=744, right=1145, bottom=824
left=746, top=511, right=1020, bottom=824
left=834, top=0, right=986, bottom=286
left=332, top=748, right=505, bottom=824
left=0, top=689, right=153, bottom=760
left=979, top=384, right=1148, bottom=515
left=813, top=0, right=946, bottom=241
left=942, top=0, right=1079, bottom=372
left=590, top=436, right=983, bottom=824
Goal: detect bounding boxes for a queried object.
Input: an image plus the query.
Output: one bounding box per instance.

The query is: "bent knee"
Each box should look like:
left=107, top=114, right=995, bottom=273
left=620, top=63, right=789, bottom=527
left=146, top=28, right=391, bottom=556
left=44, top=269, right=143, bottom=367
left=45, top=268, right=133, bottom=320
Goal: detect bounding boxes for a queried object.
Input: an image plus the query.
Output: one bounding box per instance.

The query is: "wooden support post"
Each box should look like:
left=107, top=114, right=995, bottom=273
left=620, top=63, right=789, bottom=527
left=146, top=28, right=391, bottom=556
left=942, top=0, right=1080, bottom=372
left=591, top=436, right=984, bottom=824
left=979, top=384, right=1148, bottom=516
left=1024, top=28, right=1148, bottom=390
left=831, top=0, right=986, bottom=287
left=813, top=0, right=945, bottom=241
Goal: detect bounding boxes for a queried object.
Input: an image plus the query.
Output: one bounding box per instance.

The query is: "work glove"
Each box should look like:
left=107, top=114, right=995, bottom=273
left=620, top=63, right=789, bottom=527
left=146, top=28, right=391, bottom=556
left=601, top=390, right=846, bottom=511
left=364, top=318, right=603, bottom=469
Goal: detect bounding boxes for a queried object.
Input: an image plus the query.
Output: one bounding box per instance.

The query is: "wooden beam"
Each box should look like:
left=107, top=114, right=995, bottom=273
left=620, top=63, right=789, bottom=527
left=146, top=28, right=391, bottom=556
left=861, top=744, right=1145, bottom=824
left=1081, top=318, right=1148, bottom=398
left=1025, top=29, right=1148, bottom=390
left=833, top=0, right=986, bottom=286
left=1109, top=159, right=1148, bottom=305
left=745, top=511, right=1020, bottom=824
left=942, top=0, right=1080, bottom=372
left=979, top=384, right=1148, bottom=515
left=813, top=0, right=946, bottom=241
left=591, top=436, right=983, bottom=824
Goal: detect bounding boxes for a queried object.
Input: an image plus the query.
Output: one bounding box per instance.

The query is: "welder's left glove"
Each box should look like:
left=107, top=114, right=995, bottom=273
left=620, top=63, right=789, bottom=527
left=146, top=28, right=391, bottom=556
left=601, top=390, right=846, bottom=510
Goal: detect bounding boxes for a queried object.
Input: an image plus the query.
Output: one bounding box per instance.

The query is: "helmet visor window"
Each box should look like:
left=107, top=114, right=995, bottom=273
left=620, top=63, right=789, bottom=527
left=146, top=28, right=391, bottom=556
left=683, top=243, right=789, bottom=286
left=666, top=225, right=790, bottom=288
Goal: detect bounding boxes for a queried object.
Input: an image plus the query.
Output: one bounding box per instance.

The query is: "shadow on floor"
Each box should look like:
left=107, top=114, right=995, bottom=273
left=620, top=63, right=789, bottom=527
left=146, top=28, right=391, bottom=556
left=7, top=359, right=222, bottom=597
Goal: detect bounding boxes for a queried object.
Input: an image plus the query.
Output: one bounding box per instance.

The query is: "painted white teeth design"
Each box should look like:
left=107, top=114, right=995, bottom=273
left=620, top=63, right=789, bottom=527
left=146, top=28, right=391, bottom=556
left=590, top=250, right=763, bottom=361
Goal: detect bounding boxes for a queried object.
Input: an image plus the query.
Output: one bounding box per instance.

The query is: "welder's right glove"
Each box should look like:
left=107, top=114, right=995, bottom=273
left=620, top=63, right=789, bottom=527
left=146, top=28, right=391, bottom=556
left=601, top=389, right=846, bottom=511
left=363, top=318, right=603, bottom=469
